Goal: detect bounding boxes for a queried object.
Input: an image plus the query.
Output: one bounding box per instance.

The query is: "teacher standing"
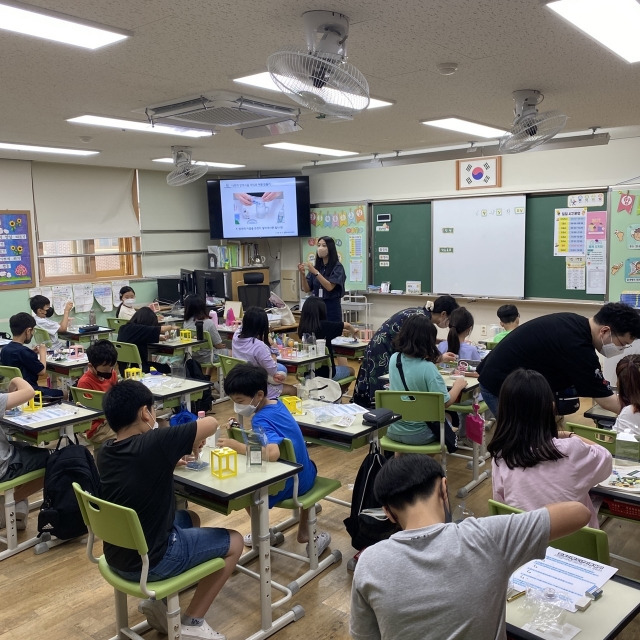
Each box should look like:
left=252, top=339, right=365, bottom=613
left=298, top=236, right=346, bottom=322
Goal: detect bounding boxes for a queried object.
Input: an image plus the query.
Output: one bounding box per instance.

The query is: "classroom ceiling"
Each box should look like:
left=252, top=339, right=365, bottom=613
left=3, top=0, right=640, bottom=176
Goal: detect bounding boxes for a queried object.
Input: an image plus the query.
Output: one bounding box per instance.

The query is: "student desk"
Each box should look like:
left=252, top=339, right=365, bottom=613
left=506, top=574, right=640, bottom=639
left=139, top=374, right=210, bottom=412
left=45, top=354, right=88, bottom=379
left=276, top=352, right=330, bottom=377
left=1, top=402, right=102, bottom=445
left=377, top=373, right=480, bottom=397
left=173, top=453, right=304, bottom=640
left=584, top=403, right=617, bottom=429
left=147, top=337, right=207, bottom=358
left=58, top=326, right=112, bottom=345
left=330, top=337, right=369, bottom=359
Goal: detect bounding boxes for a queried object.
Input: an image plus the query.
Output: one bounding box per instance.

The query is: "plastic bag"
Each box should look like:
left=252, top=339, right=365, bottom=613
left=465, top=403, right=485, bottom=444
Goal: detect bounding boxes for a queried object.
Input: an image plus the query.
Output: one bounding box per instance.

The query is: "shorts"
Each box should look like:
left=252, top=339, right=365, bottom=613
left=113, top=510, right=231, bottom=582
left=1, top=442, right=50, bottom=481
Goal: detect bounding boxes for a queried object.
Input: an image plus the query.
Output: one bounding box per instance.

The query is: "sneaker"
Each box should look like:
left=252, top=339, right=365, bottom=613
left=138, top=598, right=168, bottom=635
left=181, top=620, right=226, bottom=640
left=306, top=531, right=331, bottom=558
left=15, top=500, right=29, bottom=531
left=243, top=531, right=281, bottom=547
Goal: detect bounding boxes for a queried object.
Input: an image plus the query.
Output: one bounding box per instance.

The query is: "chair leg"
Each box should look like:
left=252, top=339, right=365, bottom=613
left=166, top=592, right=182, bottom=640
left=306, top=505, right=319, bottom=571
left=4, top=488, right=17, bottom=551
left=113, top=589, right=130, bottom=639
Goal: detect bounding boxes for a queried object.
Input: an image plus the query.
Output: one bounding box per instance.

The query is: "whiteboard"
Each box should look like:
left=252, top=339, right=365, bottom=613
left=432, top=195, right=526, bottom=298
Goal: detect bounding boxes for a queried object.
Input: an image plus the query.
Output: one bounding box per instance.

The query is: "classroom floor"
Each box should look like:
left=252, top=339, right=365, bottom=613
left=1, top=364, right=640, bottom=640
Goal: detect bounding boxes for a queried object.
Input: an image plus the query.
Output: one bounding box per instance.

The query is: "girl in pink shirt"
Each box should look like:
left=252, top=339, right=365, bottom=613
left=488, top=368, right=612, bottom=528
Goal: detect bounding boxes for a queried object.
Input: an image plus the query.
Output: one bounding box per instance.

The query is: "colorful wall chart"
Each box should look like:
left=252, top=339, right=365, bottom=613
left=609, top=188, right=640, bottom=307
left=300, top=203, right=368, bottom=292
left=0, top=210, right=35, bottom=289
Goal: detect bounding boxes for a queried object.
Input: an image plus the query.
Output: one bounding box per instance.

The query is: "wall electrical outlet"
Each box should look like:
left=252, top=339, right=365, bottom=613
left=480, top=325, right=487, bottom=338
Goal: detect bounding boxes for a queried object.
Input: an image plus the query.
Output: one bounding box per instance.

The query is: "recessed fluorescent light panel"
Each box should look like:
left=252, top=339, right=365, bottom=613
left=547, top=0, right=640, bottom=63
left=264, top=142, right=358, bottom=157
left=67, top=116, right=213, bottom=138
left=234, top=72, right=393, bottom=109
left=0, top=142, right=99, bottom=156
left=421, top=118, right=507, bottom=138
left=0, top=1, right=130, bottom=49
left=153, top=158, right=245, bottom=169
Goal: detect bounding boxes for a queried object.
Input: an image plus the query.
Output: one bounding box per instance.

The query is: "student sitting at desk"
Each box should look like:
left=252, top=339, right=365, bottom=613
left=388, top=314, right=466, bottom=447
left=29, top=294, right=73, bottom=351
left=613, top=354, right=640, bottom=435
left=183, top=295, right=227, bottom=365
left=117, top=307, right=179, bottom=375
left=493, top=303, right=520, bottom=343
left=77, top=340, right=118, bottom=449
left=350, top=454, right=590, bottom=640
left=353, top=295, right=459, bottom=409
left=115, top=285, right=136, bottom=320
left=488, top=369, right=612, bottom=529
left=98, top=380, right=242, bottom=640
left=297, top=296, right=358, bottom=381
left=437, top=307, right=482, bottom=362
left=218, top=364, right=332, bottom=557
left=0, top=377, right=50, bottom=531
left=1, top=313, right=63, bottom=399
left=232, top=306, right=297, bottom=399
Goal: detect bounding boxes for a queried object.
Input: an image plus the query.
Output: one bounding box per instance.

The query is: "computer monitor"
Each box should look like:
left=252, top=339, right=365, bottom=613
left=194, top=269, right=226, bottom=302
left=179, top=269, right=195, bottom=305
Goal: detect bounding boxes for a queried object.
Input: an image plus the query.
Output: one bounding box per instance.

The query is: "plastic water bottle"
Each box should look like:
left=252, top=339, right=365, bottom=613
left=88, top=308, right=96, bottom=325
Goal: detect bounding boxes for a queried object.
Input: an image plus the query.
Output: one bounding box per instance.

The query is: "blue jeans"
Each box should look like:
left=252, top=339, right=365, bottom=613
left=276, top=363, right=288, bottom=374
left=113, top=510, right=230, bottom=581
left=333, top=365, right=353, bottom=381
left=479, top=384, right=499, bottom=419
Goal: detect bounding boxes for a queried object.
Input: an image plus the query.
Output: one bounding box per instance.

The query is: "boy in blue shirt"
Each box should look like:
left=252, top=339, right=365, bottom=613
left=218, top=363, right=331, bottom=557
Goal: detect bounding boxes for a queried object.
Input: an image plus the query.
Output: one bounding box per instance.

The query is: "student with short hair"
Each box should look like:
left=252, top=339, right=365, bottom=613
left=488, top=368, right=611, bottom=528
left=613, top=354, right=640, bottom=435
left=217, top=363, right=331, bottom=556
left=183, top=295, right=226, bottom=365
left=29, top=294, right=73, bottom=351
left=350, top=454, right=591, bottom=640
left=1, top=312, right=63, bottom=398
left=98, top=380, right=242, bottom=640
left=115, top=286, right=136, bottom=320
left=77, top=339, right=119, bottom=448
left=493, top=304, right=520, bottom=343
left=0, top=376, right=49, bottom=531
left=437, top=306, right=482, bottom=361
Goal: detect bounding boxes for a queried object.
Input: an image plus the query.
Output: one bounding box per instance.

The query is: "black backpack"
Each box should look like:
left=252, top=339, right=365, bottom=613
left=184, top=356, right=213, bottom=413
left=38, top=435, right=101, bottom=540
left=343, top=442, right=398, bottom=551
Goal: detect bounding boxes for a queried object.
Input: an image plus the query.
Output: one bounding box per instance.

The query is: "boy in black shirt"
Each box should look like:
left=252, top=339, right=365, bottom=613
left=98, top=380, right=242, bottom=640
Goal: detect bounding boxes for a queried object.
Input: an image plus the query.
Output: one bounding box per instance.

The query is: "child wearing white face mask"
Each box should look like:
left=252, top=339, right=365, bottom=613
left=116, top=285, right=137, bottom=320
left=217, top=363, right=332, bottom=556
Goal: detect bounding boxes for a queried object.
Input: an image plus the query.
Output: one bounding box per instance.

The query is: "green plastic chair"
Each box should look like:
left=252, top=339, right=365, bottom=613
left=72, top=482, right=226, bottom=639
left=375, top=390, right=449, bottom=472
left=111, top=340, right=143, bottom=368
left=218, top=355, right=246, bottom=378
left=0, top=365, right=23, bottom=382
left=488, top=499, right=610, bottom=564
left=485, top=341, right=498, bottom=350
left=566, top=421, right=617, bottom=456
left=33, top=326, right=53, bottom=347
left=70, top=386, right=106, bottom=411
left=107, top=317, right=129, bottom=331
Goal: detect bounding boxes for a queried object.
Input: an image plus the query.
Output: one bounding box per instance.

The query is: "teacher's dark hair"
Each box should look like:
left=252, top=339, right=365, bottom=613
left=314, top=236, right=339, bottom=274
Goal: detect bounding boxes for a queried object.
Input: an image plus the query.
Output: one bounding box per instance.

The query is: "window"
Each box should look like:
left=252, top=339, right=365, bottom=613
left=38, top=236, right=141, bottom=284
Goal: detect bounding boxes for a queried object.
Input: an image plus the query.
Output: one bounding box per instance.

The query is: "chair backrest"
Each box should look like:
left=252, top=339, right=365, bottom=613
left=0, top=365, right=23, bottom=381
left=238, top=284, right=271, bottom=310
left=485, top=341, right=498, bottom=350
left=375, top=390, right=446, bottom=423
left=565, top=421, right=617, bottom=456
left=72, top=482, right=148, bottom=553
left=107, top=317, right=129, bottom=331
left=111, top=341, right=142, bottom=367
left=278, top=437, right=296, bottom=463
left=218, top=355, right=246, bottom=377
left=33, top=326, right=53, bottom=346
left=70, top=386, right=106, bottom=410
left=488, top=499, right=610, bottom=564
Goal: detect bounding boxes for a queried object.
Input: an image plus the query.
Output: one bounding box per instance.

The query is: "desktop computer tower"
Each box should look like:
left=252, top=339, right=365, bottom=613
left=156, top=276, right=181, bottom=304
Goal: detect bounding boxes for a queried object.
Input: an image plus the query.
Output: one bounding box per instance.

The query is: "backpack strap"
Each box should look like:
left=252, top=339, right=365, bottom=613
left=395, top=354, right=410, bottom=391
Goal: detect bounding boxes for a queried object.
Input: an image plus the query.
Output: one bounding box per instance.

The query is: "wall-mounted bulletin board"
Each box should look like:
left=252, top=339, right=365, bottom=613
left=0, top=210, right=35, bottom=289
left=525, top=192, right=607, bottom=301
left=301, top=202, right=368, bottom=292
left=608, top=186, right=640, bottom=306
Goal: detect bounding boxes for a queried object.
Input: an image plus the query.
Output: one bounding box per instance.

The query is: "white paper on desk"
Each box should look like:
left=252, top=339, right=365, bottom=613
left=510, top=547, right=617, bottom=612
left=306, top=403, right=366, bottom=421
left=520, top=622, right=581, bottom=640
left=333, top=336, right=360, bottom=345
left=93, top=283, right=113, bottom=312
left=73, top=283, right=94, bottom=313
left=52, top=285, right=74, bottom=315
left=8, top=406, right=77, bottom=425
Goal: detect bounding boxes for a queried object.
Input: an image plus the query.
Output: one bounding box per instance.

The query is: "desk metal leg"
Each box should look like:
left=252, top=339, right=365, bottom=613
left=181, top=391, right=191, bottom=413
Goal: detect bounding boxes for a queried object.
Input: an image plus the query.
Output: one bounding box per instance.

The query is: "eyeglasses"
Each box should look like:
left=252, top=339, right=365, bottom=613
left=611, top=332, right=634, bottom=349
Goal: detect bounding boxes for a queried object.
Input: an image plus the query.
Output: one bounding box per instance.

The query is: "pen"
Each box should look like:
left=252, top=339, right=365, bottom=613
left=507, top=590, right=526, bottom=603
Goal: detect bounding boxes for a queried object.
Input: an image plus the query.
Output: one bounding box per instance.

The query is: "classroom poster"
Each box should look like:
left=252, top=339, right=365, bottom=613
left=609, top=187, right=640, bottom=306
left=301, top=203, right=368, bottom=292
left=553, top=208, right=587, bottom=256
left=0, top=211, right=35, bottom=289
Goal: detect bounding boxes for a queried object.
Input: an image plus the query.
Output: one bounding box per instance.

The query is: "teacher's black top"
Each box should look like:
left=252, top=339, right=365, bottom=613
left=306, top=260, right=346, bottom=302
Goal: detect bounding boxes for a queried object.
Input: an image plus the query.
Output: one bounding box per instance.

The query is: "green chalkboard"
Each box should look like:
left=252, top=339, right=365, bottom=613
left=372, top=202, right=431, bottom=292
left=525, top=193, right=606, bottom=300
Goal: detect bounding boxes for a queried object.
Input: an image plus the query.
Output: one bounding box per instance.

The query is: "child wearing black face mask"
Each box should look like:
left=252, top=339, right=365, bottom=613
left=77, top=340, right=119, bottom=448
left=29, top=293, right=74, bottom=351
